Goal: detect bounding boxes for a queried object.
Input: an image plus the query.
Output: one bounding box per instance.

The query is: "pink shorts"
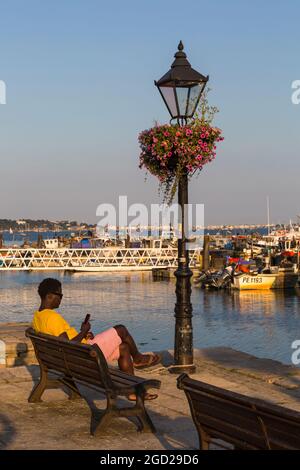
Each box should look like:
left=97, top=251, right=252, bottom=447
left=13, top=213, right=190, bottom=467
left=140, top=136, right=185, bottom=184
left=87, top=327, right=121, bottom=361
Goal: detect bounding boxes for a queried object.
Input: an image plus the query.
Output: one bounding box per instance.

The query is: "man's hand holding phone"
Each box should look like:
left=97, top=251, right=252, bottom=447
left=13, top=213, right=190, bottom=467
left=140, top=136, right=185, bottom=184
left=80, top=314, right=94, bottom=339
left=86, top=331, right=94, bottom=340
left=80, top=314, right=90, bottom=335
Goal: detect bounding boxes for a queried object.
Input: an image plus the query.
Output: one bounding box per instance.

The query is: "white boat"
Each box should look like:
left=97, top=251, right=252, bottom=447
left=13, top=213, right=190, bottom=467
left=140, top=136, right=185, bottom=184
left=43, top=238, right=59, bottom=249
left=232, top=267, right=299, bottom=290
left=232, top=273, right=277, bottom=290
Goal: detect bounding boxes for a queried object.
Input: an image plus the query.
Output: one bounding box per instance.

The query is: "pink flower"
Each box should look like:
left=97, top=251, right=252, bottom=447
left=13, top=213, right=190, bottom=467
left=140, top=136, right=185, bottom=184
left=186, top=129, right=193, bottom=136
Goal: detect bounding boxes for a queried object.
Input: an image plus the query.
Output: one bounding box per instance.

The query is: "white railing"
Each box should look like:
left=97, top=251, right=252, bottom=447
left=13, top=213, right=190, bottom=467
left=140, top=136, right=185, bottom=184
left=0, top=248, right=200, bottom=271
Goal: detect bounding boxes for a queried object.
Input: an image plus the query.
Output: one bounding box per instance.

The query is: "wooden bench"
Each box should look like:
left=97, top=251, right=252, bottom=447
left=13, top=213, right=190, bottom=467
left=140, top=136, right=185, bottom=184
left=25, top=327, right=161, bottom=435
left=177, top=373, right=300, bottom=450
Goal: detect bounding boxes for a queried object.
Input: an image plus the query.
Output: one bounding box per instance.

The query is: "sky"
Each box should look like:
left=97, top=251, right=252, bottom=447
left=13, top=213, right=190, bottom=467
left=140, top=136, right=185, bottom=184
left=0, top=0, right=299, bottom=225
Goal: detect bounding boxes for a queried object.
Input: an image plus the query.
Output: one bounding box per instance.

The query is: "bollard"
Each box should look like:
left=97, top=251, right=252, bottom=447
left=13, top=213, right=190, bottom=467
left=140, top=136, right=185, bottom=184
left=203, top=235, right=210, bottom=270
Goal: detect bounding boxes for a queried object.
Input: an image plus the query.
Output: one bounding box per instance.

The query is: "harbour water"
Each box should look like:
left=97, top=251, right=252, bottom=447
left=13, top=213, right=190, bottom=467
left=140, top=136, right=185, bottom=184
left=0, top=271, right=299, bottom=365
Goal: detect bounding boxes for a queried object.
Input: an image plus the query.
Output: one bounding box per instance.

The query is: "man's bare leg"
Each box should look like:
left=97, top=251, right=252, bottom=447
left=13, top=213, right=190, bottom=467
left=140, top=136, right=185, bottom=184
left=114, top=324, right=160, bottom=367
left=116, top=337, right=158, bottom=401
left=118, top=342, right=134, bottom=374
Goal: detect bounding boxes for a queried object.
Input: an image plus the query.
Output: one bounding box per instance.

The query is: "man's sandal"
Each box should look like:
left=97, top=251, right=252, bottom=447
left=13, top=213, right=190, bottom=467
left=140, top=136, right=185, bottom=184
left=127, top=392, right=158, bottom=401
left=133, top=353, right=161, bottom=370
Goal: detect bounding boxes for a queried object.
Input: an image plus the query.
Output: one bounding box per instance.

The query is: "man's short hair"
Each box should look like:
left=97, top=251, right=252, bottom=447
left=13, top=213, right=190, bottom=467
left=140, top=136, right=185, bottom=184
left=38, top=278, right=62, bottom=298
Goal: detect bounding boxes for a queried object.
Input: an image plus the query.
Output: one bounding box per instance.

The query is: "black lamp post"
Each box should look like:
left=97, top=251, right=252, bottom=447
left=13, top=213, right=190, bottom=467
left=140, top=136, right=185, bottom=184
left=155, top=41, right=208, bottom=372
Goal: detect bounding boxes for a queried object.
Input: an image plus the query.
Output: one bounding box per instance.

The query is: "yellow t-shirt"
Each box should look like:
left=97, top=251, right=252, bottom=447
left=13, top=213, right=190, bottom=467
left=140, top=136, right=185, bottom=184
left=32, top=309, right=87, bottom=343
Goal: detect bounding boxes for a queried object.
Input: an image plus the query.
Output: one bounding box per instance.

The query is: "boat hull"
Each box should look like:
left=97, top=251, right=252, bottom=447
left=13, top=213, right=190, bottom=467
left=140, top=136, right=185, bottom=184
left=232, top=274, right=277, bottom=290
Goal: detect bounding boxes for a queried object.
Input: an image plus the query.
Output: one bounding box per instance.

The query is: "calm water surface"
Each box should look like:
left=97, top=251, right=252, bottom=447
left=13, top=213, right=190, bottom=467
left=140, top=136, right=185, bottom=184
left=0, top=271, right=300, bottom=365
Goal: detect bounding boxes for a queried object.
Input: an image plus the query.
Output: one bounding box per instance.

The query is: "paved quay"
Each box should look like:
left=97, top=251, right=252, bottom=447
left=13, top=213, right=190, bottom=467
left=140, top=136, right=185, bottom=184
left=0, top=323, right=36, bottom=368
left=1, top=345, right=300, bottom=450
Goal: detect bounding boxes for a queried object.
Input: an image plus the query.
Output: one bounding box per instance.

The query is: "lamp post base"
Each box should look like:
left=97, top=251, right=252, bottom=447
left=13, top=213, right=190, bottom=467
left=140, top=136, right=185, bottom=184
left=168, top=363, right=196, bottom=375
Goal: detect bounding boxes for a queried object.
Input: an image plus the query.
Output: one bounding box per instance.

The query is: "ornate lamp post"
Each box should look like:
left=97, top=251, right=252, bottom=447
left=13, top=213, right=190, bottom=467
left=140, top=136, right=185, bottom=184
left=155, top=41, right=208, bottom=372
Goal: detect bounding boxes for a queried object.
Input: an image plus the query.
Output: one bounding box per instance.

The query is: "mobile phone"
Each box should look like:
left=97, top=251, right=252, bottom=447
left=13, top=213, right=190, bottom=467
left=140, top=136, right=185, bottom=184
left=84, top=314, right=91, bottom=324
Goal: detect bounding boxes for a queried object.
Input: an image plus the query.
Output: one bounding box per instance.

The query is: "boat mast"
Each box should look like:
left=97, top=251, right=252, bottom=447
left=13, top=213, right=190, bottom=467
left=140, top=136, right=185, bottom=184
left=267, top=196, right=270, bottom=236
left=266, top=196, right=271, bottom=268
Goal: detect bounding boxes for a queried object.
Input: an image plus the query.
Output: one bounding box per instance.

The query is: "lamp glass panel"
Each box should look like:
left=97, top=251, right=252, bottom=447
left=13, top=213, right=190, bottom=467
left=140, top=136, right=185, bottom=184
left=176, top=87, right=190, bottom=117
left=187, top=84, right=202, bottom=116
left=159, top=86, right=177, bottom=117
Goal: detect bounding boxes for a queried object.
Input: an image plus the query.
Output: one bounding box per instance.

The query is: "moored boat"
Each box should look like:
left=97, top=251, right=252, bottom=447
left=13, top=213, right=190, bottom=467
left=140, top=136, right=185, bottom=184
left=232, top=268, right=299, bottom=290
left=232, top=273, right=277, bottom=290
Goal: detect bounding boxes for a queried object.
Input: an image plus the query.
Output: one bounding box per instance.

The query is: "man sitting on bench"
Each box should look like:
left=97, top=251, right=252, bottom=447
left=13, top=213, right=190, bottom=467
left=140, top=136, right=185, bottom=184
left=32, top=278, right=160, bottom=400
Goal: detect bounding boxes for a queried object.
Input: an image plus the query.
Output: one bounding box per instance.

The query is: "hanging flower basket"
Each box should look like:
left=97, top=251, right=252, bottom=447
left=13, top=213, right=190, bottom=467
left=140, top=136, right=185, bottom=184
left=138, top=120, right=224, bottom=202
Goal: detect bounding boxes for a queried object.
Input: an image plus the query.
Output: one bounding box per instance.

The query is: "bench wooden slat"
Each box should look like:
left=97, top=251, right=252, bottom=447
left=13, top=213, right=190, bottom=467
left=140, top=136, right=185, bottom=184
left=258, top=415, right=300, bottom=449
left=107, top=372, right=144, bottom=387
left=194, top=410, right=268, bottom=449
left=68, top=376, right=135, bottom=395
left=30, top=333, right=92, bottom=352
left=61, top=353, right=101, bottom=371
left=37, top=351, right=66, bottom=367
left=197, top=426, right=260, bottom=450
left=36, top=355, right=100, bottom=385
left=37, top=347, right=101, bottom=373
left=35, top=340, right=99, bottom=362
left=63, top=359, right=145, bottom=389
left=61, top=355, right=144, bottom=388
left=35, top=344, right=65, bottom=360
left=53, top=358, right=104, bottom=383
left=37, top=360, right=68, bottom=375
left=189, top=390, right=262, bottom=419
left=190, top=394, right=265, bottom=435
left=109, top=368, right=145, bottom=384
left=64, top=371, right=112, bottom=389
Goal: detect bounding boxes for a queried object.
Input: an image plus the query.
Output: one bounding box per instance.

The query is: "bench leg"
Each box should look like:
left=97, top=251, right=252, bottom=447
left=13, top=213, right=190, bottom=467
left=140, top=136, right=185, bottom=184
left=200, top=439, right=209, bottom=450
left=90, top=395, right=116, bottom=436
left=28, top=366, right=49, bottom=403
left=68, top=388, right=82, bottom=401
left=61, top=377, right=82, bottom=401
left=90, top=410, right=114, bottom=436
left=198, top=428, right=210, bottom=450
left=135, top=394, right=156, bottom=433
left=90, top=392, right=157, bottom=436
left=136, top=413, right=156, bottom=433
